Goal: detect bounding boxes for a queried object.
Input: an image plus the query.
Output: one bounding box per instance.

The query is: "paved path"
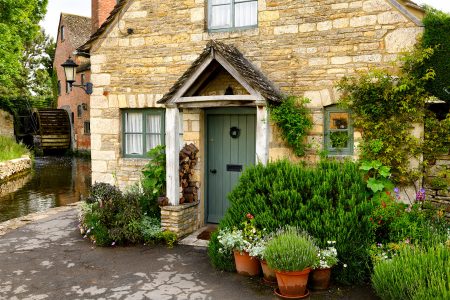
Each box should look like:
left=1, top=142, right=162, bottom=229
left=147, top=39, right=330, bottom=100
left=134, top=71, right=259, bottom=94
left=0, top=208, right=377, bottom=300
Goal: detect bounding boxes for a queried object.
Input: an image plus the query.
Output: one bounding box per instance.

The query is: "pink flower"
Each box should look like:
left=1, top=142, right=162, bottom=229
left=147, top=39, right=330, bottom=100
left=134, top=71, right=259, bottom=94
left=246, top=213, right=254, bottom=219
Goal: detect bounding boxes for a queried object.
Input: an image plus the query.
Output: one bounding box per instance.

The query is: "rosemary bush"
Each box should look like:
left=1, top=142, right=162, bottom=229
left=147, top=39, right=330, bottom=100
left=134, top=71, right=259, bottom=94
left=208, top=160, right=374, bottom=284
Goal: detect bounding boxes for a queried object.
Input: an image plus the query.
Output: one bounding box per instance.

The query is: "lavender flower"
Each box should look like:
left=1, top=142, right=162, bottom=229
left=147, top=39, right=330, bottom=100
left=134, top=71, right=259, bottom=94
left=416, top=188, right=426, bottom=201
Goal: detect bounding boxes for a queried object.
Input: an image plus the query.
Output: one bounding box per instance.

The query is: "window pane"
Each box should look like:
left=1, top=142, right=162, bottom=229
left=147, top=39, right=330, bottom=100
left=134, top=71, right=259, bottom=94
left=126, top=134, right=143, bottom=155
left=146, top=114, right=162, bottom=134
left=329, top=112, right=349, bottom=130
left=211, top=4, right=231, bottom=28
left=235, top=1, right=257, bottom=27
left=125, top=112, right=142, bottom=133
left=329, top=131, right=349, bottom=149
left=146, top=134, right=162, bottom=152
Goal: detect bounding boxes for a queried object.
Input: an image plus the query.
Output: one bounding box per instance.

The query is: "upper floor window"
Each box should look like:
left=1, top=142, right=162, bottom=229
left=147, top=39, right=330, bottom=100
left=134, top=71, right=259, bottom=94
left=60, top=26, right=65, bottom=41
left=208, top=0, right=258, bottom=31
left=324, top=106, right=354, bottom=156
left=80, top=73, right=85, bottom=85
left=57, top=80, right=61, bottom=96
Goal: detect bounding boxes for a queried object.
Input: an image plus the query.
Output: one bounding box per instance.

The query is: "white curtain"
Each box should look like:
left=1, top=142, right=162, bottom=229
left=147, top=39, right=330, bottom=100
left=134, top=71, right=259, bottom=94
left=235, top=0, right=257, bottom=27
left=211, top=0, right=231, bottom=28
left=146, top=114, right=162, bottom=151
left=125, top=112, right=143, bottom=155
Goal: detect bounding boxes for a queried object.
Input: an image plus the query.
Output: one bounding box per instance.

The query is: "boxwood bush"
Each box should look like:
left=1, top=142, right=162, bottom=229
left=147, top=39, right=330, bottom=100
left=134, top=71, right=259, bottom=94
left=208, top=160, right=375, bottom=284
left=372, top=245, right=450, bottom=300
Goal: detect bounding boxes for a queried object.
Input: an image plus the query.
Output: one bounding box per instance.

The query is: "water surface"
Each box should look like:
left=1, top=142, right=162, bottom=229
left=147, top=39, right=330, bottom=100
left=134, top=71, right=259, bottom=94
left=0, top=156, right=91, bottom=222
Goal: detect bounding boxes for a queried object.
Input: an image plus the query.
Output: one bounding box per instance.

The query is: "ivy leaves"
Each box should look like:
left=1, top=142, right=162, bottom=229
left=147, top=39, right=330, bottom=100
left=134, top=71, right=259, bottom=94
left=269, top=96, right=313, bottom=157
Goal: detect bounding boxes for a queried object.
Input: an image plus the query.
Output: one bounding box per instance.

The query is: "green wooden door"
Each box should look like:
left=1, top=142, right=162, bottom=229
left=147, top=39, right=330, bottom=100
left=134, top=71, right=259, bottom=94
left=206, top=109, right=256, bottom=223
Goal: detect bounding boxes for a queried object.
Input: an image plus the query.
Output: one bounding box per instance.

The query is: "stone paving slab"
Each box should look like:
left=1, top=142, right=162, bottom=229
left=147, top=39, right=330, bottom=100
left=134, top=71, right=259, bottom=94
left=0, top=207, right=378, bottom=300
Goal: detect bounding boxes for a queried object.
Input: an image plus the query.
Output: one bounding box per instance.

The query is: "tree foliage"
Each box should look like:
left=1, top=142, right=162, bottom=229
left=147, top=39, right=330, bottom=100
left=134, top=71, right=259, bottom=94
left=0, top=0, right=49, bottom=97
left=421, top=7, right=450, bottom=103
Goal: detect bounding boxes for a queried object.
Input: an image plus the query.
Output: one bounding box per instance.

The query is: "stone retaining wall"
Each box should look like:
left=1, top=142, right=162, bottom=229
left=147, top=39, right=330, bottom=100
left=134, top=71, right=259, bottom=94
left=425, top=155, right=450, bottom=220
left=161, top=202, right=200, bottom=238
left=0, top=156, right=32, bottom=183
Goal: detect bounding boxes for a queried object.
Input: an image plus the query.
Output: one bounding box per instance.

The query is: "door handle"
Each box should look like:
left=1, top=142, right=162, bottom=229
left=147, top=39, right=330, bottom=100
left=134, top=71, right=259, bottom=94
left=210, top=169, right=217, bottom=174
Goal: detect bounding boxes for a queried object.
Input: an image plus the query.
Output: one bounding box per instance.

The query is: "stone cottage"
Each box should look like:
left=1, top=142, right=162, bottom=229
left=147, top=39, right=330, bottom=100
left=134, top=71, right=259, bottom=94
left=79, top=0, right=425, bottom=232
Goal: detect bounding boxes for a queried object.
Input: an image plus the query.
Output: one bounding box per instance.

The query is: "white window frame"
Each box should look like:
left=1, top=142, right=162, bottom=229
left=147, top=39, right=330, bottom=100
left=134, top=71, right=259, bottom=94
left=208, top=0, right=258, bottom=31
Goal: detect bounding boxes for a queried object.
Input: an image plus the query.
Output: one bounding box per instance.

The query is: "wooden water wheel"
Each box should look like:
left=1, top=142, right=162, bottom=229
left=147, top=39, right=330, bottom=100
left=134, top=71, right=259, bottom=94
left=32, top=109, right=71, bottom=151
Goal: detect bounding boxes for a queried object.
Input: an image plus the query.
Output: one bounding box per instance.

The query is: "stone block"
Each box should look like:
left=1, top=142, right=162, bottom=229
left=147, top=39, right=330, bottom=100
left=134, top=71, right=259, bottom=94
left=332, top=3, right=349, bottom=10
left=350, top=15, right=377, bottom=27
left=317, top=21, right=332, bottom=31
left=304, top=91, right=322, bottom=108
left=378, top=11, right=407, bottom=24
left=308, top=57, right=328, bottom=66
left=331, top=56, right=352, bottom=65
left=274, top=25, right=298, bottom=35
left=363, top=0, right=391, bottom=12
left=385, top=27, right=423, bottom=53
left=259, top=11, right=279, bottom=22
left=190, top=8, right=204, bottom=22
left=91, top=73, right=111, bottom=86
left=333, top=18, right=350, bottom=29
left=299, top=23, right=316, bottom=32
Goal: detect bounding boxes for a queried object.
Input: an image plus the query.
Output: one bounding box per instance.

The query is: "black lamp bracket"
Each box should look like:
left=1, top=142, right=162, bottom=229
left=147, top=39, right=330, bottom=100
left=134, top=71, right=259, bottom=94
left=70, top=82, right=93, bottom=95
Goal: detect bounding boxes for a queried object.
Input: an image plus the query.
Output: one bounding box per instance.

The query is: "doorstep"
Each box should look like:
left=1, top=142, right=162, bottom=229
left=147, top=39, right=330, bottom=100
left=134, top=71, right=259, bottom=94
left=178, top=224, right=217, bottom=247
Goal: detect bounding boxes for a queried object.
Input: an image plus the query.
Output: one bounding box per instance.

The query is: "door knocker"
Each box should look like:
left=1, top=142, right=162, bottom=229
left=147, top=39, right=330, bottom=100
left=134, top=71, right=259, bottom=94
left=230, top=126, right=241, bottom=139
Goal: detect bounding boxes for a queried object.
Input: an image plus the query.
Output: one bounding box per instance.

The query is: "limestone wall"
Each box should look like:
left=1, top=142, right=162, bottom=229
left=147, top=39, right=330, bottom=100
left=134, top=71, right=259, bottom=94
left=89, top=0, right=422, bottom=186
left=0, top=156, right=32, bottom=183
left=161, top=202, right=200, bottom=238
left=0, top=110, right=14, bottom=138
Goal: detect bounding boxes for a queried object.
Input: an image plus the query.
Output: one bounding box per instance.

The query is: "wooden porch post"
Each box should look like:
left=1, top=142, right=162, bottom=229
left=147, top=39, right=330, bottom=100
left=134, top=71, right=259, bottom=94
left=165, top=107, right=180, bottom=205
left=256, top=105, right=269, bottom=165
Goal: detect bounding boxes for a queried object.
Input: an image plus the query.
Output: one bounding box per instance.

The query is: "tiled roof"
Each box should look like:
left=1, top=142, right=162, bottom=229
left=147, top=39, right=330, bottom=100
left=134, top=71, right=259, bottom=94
left=61, top=14, right=92, bottom=49
left=158, top=40, right=283, bottom=104
left=78, top=0, right=128, bottom=52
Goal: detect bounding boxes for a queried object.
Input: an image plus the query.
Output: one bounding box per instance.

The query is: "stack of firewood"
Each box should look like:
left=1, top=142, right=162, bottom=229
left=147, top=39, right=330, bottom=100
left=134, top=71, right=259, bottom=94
left=179, top=143, right=199, bottom=204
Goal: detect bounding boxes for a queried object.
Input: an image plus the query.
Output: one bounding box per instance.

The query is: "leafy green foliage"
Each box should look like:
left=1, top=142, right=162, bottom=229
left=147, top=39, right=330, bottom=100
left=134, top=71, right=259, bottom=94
left=423, top=111, right=450, bottom=165
left=264, top=227, right=318, bottom=272
left=140, top=145, right=166, bottom=217
left=208, top=160, right=375, bottom=284
left=269, top=96, right=313, bottom=156
left=80, top=183, right=176, bottom=247
left=421, top=8, right=450, bottom=103
left=0, top=0, right=49, bottom=96
left=372, top=245, right=450, bottom=300
left=338, top=47, right=434, bottom=184
left=0, top=136, right=30, bottom=162
left=359, top=160, right=394, bottom=200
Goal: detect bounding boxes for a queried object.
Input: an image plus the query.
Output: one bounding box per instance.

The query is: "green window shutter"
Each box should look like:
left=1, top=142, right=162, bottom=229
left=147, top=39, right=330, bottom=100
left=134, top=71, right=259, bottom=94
left=122, top=109, right=165, bottom=158
left=324, top=106, right=354, bottom=156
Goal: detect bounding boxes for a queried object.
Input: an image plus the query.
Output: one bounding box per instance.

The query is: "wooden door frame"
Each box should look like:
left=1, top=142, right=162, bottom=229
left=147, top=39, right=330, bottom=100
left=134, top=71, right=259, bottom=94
left=204, top=107, right=256, bottom=224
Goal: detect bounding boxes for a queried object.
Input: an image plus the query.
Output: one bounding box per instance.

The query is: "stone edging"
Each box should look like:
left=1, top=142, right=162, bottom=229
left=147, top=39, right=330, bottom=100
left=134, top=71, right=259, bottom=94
left=0, top=202, right=81, bottom=237
left=0, top=156, right=32, bottom=183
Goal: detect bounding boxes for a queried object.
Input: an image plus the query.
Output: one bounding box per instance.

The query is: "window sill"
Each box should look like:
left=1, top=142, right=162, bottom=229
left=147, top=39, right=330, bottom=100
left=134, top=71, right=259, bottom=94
left=207, top=26, right=259, bottom=37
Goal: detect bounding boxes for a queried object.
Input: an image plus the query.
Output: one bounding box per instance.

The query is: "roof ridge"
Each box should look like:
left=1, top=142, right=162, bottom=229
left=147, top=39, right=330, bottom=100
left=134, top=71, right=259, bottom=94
left=61, top=12, right=91, bottom=19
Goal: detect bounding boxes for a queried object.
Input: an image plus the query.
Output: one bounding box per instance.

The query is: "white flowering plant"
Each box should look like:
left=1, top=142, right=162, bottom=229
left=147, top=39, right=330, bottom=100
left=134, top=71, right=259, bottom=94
left=313, top=241, right=339, bottom=269
left=217, top=213, right=265, bottom=256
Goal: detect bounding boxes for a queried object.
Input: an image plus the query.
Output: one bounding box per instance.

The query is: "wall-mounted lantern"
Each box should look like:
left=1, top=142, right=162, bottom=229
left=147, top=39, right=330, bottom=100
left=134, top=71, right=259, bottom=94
left=61, top=56, right=93, bottom=95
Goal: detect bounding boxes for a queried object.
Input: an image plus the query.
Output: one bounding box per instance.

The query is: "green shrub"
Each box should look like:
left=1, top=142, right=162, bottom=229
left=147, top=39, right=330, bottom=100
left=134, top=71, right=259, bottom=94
left=208, top=160, right=375, bottom=284
left=140, top=216, right=163, bottom=243
left=0, top=136, right=29, bottom=162
left=141, top=145, right=166, bottom=217
left=264, top=227, right=317, bottom=271
left=372, top=245, right=450, bottom=300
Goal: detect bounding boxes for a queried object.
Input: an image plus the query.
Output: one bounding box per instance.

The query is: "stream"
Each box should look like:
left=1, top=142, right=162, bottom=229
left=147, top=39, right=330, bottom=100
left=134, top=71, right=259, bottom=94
left=0, top=156, right=91, bottom=223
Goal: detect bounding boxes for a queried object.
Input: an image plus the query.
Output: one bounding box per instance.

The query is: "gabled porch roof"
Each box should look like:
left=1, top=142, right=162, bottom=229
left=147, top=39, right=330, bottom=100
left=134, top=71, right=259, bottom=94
left=158, top=40, right=283, bottom=106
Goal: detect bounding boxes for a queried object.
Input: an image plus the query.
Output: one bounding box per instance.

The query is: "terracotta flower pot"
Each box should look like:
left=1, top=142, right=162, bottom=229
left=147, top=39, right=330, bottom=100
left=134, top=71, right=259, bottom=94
left=233, top=250, right=260, bottom=276
left=275, top=268, right=311, bottom=297
left=261, top=260, right=277, bottom=283
left=310, top=268, right=331, bottom=290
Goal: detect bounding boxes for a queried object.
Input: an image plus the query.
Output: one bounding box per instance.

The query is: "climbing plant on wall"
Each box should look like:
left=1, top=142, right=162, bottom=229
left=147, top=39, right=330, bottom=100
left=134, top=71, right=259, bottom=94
left=269, top=96, right=313, bottom=156
left=337, top=47, right=436, bottom=184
